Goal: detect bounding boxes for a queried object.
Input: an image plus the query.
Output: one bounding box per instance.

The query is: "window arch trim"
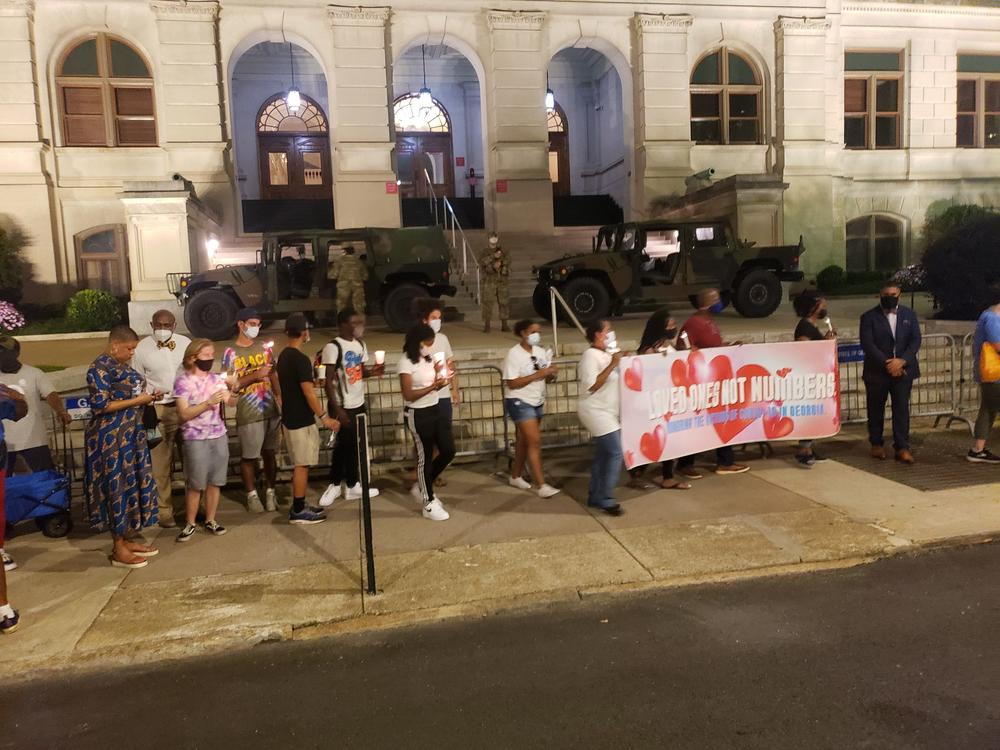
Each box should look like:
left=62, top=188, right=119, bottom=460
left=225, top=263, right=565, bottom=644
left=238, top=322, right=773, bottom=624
left=689, top=47, right=763, bottom=145
left=256, top=93, right=329, bottom=134
left=393, top=93, right=452, bottom=133
left=547, top=103, right=567, bottom=133
left=845, top=213, right=905, bottom=273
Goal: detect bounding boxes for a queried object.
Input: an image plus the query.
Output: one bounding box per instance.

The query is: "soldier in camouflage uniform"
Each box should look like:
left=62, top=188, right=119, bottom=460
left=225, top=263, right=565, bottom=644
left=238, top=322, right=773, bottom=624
left=479, top=233, right=510, bottom=333
left=330, top=245, right=368, bottom=314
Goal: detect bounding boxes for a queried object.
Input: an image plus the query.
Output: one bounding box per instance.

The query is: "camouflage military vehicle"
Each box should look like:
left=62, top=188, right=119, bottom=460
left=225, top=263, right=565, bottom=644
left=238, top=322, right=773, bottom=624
left=168, top=226, right=456, bottom=340
left=532, top=219, right=805, bottom=323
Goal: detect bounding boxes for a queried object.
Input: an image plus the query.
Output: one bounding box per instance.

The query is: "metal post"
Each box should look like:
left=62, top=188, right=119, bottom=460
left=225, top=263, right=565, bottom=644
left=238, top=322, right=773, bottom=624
left=355, top=413, right=377, bottom=595
left=550, top=286, right=559, bottom=353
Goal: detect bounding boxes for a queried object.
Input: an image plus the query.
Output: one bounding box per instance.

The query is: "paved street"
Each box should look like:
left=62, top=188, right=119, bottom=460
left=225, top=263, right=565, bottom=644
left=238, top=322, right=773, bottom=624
left=4, top=542, right=997, bottom=750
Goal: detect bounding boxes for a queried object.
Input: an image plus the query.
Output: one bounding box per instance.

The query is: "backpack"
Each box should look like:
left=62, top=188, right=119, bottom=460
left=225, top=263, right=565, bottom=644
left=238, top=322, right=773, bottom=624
left=316, top=337, right=366, bottom=394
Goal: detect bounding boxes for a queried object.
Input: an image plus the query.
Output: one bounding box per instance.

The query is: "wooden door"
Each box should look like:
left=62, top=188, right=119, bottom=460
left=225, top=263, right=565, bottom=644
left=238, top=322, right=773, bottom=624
left=258, top=135, right=331, bottom=200
left=548, top=131, right=570, bottom=196
left=396, top=133, right=454, bottom=199
left=75, top=225, right=129, bottom=295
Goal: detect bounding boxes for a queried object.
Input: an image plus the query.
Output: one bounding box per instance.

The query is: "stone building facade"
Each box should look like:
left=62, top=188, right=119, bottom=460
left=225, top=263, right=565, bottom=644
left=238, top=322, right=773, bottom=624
left=2, top=0, right=1000, bottom=305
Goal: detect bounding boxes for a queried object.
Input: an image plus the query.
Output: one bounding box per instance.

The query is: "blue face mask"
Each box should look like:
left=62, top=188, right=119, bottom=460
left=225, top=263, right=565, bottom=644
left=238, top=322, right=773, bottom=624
left=709, top=301, right=725, bottom=314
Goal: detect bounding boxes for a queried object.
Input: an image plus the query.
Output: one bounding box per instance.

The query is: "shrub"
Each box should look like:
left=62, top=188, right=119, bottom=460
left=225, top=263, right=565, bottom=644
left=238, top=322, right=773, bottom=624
left=65, top=290, right=122, bottom=331
left=816, top=265, right=846, bottom=293
left=921, top=215, right=1000, bottom=320
left=921, top=203, right=999, bottom=250
left=0, top=225, right=30, bottom=304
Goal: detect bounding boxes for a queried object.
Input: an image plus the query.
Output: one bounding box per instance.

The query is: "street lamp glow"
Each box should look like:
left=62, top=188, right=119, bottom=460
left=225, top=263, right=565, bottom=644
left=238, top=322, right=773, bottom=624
left=205, top=237, right=220, bottom=255
left=286, top=88, right=301, bottom=114
left=545, top=88, right=555, bottom=110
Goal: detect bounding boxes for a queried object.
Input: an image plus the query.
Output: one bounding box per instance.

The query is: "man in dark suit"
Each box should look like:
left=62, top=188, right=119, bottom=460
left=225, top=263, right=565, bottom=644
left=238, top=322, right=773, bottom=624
left=859, top=284, right=922, bottom=464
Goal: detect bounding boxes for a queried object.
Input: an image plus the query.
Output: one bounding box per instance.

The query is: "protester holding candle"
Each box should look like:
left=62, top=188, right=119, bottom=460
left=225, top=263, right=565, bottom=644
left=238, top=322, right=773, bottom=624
left=792, top=290, right=836, bottom=468
left=415, top=298, right=458, bottom=488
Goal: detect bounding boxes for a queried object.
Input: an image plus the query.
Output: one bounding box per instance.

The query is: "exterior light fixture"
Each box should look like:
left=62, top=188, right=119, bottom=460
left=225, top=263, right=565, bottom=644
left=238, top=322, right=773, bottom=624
left=545, top=73, right=555, bottom=110
left=418, top=45, right=432, bottom=109
left=205, top=236, right=220, bottom=255
left=286, top=44, right=301, bottom=114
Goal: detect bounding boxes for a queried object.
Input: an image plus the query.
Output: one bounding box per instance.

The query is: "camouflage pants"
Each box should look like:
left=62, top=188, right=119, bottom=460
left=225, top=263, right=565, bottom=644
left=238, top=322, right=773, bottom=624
left=481, top=281, right=509, bottom=324
left=336, top=282, right=366, bottom=314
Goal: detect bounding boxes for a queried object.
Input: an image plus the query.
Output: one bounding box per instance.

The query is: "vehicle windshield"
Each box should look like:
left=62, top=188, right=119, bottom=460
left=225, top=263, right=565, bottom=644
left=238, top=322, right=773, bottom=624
left=617, top=224, right=639, bottom=252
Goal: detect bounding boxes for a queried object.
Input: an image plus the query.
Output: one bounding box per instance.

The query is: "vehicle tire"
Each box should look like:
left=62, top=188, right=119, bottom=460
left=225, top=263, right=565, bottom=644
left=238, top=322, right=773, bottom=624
left=562, top=276, right=611, bottom=326
left=732, top=269, right=782, bottom=318
left=37, top=512, right=73, bottom=538
left=384, top=283, right=427, bottom=332
left=183, top=289, right=240, bottom=340
left=532, top=284, right=551, bottom=319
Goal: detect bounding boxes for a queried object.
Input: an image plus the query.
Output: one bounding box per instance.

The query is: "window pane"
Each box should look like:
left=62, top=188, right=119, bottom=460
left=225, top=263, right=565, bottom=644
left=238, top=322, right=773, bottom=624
left=61, top=39, right=99, bottom=76
left=396, top=151, right=413, bottom=182
left=114, top=87, right=153, bottom=116
left=63, top=86, right=103, bottom=115
left=873, top=218, right=899, bottom=235
left=548, top=151, right=559, bottom=183
left=987, top=115, right=1000, bottom=148
left=110, top=40, right=150, bottom=78
left=874, top=236, right=901, bottom=271
left=691, top=119, right=721, bottom=144
left=844, top=116, right=866, bottom=148
left=958, top=54, right=1000, bottom=74
left=81, top=230, right=116, bottom=255
left=729, top=93, right=757, bottom=117
left=302, top=152, right=324, bottom=185
left=727, top=53, right=757, bottom=85
left=875, top=79, right=898, bottom=112
left=986, top=81, right=1000, bottom=113
left=956, top=80, right=977, bottom=114
left=845, top=79, right=868, bottom=113
left=846, top=237, right=870, bottom=272
left=728, top=119, right=758, bottom=143
left=64, top=116, right=106, bottom=145
left=690, top=93, right=720, bottom=118
left=268, top=152, right=288, bottom=185
left=116, top=118, right=156, bottom=145
left=957, top=114, right=976, bottom=147
left=845, top=51, right=901, bottom=72
left=691, top=53, right=721, bottom=85
left=875, top=115, right=897, bottom=148
left=846, top=218, right=870, bottom=239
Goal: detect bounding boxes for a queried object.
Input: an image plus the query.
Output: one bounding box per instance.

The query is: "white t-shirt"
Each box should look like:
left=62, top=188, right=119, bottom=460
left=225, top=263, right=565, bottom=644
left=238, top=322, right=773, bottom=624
left=322, top=337, right=368, bottom=410
left=577, top=347, right=620, bottom=437
left=397, top=353, right=439, bottom=409
left=0, top=365, right=55, bottom=451
left=132, top=333, right=190, bottom=404
left=430, top=332, right=454, bottom=402
left=502, top=344, right=548, bottom=406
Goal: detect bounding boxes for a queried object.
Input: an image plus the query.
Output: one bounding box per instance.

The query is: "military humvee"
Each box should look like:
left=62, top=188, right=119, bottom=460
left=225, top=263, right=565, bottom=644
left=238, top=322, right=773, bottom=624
left=168, top=226, right=456, bottom=340
left=532, top=219, right=805, bottom=323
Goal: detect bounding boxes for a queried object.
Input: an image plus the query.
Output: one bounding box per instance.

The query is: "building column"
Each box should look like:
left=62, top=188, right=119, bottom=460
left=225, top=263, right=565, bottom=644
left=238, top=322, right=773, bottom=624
left=774, top=16, right=835, bottom=272
left=485, top=10, right=552, bottom=232
left=149, top=0, right=231, bottom=233
left=328, top=6, right=399, bottom=229
left=0, top=0, right=62, bottom=299
left=631, top=13, right=694, bottom=215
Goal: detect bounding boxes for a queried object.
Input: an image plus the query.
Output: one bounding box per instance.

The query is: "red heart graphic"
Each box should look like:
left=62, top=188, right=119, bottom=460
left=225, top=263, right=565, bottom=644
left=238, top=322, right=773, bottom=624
left=687, top=350, right=709, bottom=386
left=639, top=424, right=666, bottom=462
left=623, top=358, right=643, bottom=391
left=763, top=414, right=794, bottom=439
left=662, top=412, right=673, bottom=423
left=705, top=356, right=756, bottom=443
left=777, top=367, right=792, bottom=378
left=671, top=358, right=689, bottom=388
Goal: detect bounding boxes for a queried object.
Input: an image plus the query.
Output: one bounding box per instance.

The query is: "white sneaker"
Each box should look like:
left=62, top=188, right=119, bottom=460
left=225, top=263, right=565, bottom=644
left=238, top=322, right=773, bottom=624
left=422, top=498, right=450, bottom=521
left=264, top=488, right=277, bottom=512
left=410, top=483, right=428, bottom=504
left=246, top=491, right=264, bottom=513
left=537, top=484, right=560, bottom=498
left=346, top=484, right=380, bottom=500
left=319, top=483, right=342, bottom=507
left=1, top=550, right=16, bottom=572
left=509, top=476, right=532, bottom=490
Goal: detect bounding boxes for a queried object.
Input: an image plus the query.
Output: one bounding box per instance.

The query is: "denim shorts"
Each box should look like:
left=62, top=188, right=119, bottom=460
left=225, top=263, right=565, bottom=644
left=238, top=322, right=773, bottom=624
left=505, top=398, right=544, bottom=424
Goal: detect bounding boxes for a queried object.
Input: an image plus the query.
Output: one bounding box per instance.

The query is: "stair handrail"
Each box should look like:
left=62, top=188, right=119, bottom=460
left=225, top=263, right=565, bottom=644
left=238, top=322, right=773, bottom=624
left=549, top=286, right=587, bottom=354
left=422, top=168, right=481, bottom=305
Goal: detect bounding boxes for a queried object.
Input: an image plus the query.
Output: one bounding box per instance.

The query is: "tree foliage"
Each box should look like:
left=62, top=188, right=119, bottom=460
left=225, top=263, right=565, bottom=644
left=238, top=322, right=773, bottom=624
left=921, top=214, right=1000, bottom=320
left=0, top=225, right=31, bottom=304
left=921, top=204, right=999, bottom=251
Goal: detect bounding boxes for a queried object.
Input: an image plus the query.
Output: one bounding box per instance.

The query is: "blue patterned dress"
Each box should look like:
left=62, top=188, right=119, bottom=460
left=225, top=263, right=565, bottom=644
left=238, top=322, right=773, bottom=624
left=84, top=353, right=159, bottom=535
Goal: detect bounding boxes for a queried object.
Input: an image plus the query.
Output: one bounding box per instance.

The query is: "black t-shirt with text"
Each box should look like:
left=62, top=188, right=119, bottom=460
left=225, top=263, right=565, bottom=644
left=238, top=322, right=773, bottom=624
left=276, top=347, right=316, bottom=429
left=794, top=319, right=825, bottom=342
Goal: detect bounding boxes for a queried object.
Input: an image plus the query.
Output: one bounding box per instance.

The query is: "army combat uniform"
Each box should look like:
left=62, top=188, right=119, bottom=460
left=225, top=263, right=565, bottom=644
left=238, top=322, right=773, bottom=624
left=479, top=245, right=510, bottom=333
left=330, top=251, right=368, bottom=314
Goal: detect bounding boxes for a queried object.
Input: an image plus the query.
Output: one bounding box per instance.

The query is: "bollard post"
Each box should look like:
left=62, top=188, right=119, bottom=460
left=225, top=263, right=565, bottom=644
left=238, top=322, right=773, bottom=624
left=355, top=412, right=377, bottom=595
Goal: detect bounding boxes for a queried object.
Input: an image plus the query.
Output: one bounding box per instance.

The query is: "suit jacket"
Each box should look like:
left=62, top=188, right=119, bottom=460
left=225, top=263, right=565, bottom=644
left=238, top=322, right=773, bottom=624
left=859, top=304, right=921, bottom=381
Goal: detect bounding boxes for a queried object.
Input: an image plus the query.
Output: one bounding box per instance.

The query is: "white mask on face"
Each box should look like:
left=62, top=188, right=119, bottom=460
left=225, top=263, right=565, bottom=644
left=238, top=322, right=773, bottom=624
left=244, top=325, right=260, bottom=339
left=152, top=329, right=172, bottom=343
left=527, top=332, right=541, bottom=347
left=429, top=319, right=442, bottom=334
left=420, top=345, right=433, bottom=358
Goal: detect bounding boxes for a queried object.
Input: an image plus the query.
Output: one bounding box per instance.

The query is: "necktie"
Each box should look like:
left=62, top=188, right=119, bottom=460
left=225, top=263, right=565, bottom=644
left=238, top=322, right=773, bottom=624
left=157, top=340, right=176, bottom=351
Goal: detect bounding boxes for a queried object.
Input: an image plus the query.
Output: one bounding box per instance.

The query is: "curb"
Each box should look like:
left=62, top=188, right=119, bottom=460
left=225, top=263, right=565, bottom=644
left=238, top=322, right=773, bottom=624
left=15, top=331, right=109, bottom=342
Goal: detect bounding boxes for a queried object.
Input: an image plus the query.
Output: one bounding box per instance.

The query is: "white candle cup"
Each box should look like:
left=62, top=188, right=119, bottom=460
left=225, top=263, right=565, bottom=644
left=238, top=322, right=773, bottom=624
left=316, top=364, right=326, bottom=380
left=374, top=350, right=386, bottom=365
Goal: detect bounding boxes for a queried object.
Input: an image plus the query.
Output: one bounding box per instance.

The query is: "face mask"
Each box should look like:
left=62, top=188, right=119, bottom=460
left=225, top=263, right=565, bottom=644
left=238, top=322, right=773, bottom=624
left=815, top=308, right=828, bottom=320
left=244, top=325, right=260, bottom=339
left=420, top=345, right=433, bottom=358
left=489, top=238, right=498, bottom=246
left=0, top=352, right=20, bottom=374
left=353, top=325, right=365, bottom=339
left=195, top=359, right=213, bottom=372
left=527, top=332, right=541, bottom=347
left=152, top=329, right=172, bottom=343
left=663, top=327, right=678, bottom=340
left=429, top=319, right=442, bottom=334
left=708, top=301, right=725, bottom=314
left=880, top=295, right=898, bottom=311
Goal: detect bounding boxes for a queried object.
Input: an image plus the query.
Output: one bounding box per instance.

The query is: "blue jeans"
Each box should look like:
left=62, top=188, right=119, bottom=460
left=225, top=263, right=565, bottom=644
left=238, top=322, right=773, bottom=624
left=588, top=430, right=623, bottom=507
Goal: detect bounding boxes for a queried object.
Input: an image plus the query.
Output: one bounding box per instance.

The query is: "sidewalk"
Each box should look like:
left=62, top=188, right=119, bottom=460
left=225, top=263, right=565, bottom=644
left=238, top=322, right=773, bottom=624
left=3, top=430, right=998, bottom=682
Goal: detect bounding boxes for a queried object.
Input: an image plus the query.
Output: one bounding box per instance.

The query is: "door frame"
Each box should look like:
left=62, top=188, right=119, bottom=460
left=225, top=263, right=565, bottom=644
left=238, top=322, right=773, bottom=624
left=548, top=103, right=570, bottom=196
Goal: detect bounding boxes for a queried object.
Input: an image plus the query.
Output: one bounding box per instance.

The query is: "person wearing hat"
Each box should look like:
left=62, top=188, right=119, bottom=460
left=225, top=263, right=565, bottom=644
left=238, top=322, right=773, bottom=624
left=222, top=308, right=281, bottom=514
left=276, top=313, right=340, bottom=525
left=0, top=334, right=72, bottom=573
left=131, top=309, right=190, bottom=528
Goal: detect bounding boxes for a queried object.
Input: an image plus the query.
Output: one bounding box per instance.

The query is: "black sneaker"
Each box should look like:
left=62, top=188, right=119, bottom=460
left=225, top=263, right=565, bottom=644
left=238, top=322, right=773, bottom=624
left=966, top=449, right=1000, bottom=464
left=809, top=448, right=829, bottom=463
left=176, top=523, right=197, bottom=543
left=795, top=453, right=816, bottom=468
left=204, top=520, right=227, bottom=536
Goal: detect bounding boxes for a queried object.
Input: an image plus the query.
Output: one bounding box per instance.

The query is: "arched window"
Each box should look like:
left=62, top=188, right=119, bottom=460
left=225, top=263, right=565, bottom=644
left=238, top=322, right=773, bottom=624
left=690, top=48, right=762, bottom=145
left=75, top=224, right=129, bottom=295
left=547, top=105, right=566, bottom=133
left=257, top=97, right=328, bottom=133
left=394, top=94, right=451, bottom=133
left=846, top=215, right=903, bottom=272
left=547, top=103, right=569, bottom=195
left=56, top=34, right=156, bottom=147
left=255, top=94, right=330, bottom=200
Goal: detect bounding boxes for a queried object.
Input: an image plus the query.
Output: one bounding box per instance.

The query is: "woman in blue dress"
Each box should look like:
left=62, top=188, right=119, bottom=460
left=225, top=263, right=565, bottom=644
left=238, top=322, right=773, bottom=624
left=84, top=325, right=161, bottom=568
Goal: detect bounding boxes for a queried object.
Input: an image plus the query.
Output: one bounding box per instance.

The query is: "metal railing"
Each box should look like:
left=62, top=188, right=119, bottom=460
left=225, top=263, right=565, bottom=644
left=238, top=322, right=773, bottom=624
left=422, top=168, right=481, bottom=304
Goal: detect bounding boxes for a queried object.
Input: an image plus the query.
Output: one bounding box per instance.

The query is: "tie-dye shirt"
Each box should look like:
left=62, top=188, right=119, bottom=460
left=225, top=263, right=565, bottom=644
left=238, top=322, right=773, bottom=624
left=172, top=371, right=228, bottom=441
left=222, top=342, right=278, bottom=425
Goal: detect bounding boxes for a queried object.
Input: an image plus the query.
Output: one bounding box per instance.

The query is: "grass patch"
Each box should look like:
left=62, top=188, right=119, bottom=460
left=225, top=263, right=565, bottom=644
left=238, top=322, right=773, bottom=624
left=14, top=317, right=88, bottom=336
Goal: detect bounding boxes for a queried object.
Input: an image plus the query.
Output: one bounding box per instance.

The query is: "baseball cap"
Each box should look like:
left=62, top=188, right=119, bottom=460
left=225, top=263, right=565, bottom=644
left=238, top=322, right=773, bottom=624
left=236, top=308, right=260, bottom=322
left=284, top=313, right=311, bottom=334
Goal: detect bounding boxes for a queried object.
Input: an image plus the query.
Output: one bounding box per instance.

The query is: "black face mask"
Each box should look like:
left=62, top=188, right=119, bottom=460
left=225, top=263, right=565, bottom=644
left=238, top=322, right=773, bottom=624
left=880, top=295, right=899, bottom=311
left=815, top=308, right=828, bottom=320
left=195, top=359, right=214, bottom=372
left=0, top=352, right=20, bottom=374
left=663, top=327, right=678, bottom=340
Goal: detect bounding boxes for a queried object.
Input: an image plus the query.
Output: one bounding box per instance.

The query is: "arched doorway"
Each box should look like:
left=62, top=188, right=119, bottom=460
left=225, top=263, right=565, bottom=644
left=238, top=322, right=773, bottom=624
left=256, top=93, right=330, bottom=199
left=547, top=103, right=570, bottom=196
left=393, top=93, right=454, bottom=198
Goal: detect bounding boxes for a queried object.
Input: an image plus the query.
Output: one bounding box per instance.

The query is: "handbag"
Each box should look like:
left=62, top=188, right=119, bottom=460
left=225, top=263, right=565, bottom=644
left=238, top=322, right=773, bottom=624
left=981, top=342, right=1000, bottom=383
left=143, top=404, right=163, bottom=449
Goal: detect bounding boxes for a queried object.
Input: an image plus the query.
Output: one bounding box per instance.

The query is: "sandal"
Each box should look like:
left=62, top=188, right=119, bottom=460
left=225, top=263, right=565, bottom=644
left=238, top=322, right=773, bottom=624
left=658, top=479, right=692, bottom=490
left=626, top=479, right=657, bottom=490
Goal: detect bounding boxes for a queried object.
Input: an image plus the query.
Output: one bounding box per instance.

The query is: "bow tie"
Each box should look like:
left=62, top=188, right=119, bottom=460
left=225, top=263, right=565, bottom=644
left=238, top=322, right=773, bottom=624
left=157, top=340, right=176, bottom=350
